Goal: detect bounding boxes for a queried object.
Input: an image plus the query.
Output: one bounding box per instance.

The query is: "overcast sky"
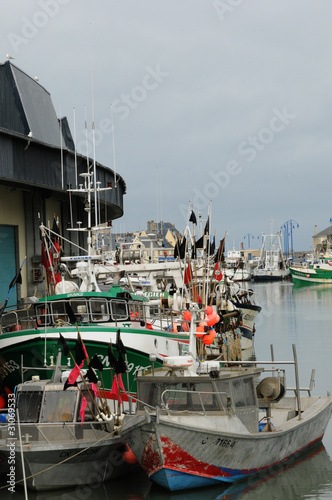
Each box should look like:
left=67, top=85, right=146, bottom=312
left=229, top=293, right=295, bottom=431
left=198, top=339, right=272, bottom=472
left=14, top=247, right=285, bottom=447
left=2, top=1, right=332, bottom=252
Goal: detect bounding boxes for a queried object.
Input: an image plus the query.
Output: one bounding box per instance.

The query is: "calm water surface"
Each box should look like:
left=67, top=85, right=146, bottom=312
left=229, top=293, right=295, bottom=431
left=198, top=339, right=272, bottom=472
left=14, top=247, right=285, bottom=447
left=3, top=282, right=332, bottom=499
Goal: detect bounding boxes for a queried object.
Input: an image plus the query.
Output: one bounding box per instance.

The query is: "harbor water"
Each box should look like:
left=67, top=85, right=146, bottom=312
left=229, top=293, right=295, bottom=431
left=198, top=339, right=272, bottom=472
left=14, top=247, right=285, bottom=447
left=2, top=281, right=332, bottom=499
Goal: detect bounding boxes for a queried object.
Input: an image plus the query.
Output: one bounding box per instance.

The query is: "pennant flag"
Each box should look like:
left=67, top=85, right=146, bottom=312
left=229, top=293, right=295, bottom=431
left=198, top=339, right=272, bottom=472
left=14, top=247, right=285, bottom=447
left=192, top=287, right=202, bottom=304
left=179, top=236, right=186, bottom=260
left=75, top=336, right=88, bottom=367
left=204, top=216, right=210, bottom=236
left=189, top=210, right=197, bottom=225
left=195, top=235, right=204, bottom=249
left=115, top=352, right=128, bottom=374
left=91, top=382, right=99, bottom=398
left=210, top=236, right=215, bottom=256
left=214, top=262, right=223, bottom=281
left=65, top=302, right=77, bottom=324
left=110, top=376, right=121, bottom=403
left=58, top=333, right=70, bottom=356
left=89, top=354, right=104, bottom=372
left=41, top=241, right=48, bottom=270
left=107, top=344, right=118, bottom=369
left=79, top=396, right=87, bottom=423
left=116, top=330, right=127, bottom=355
left=214, top=238, right=225, bottom=263
left=117, top=374, right=127, bottom=395
left=184, top=262, right=192, bottom=285
left=64, top=363, right=80, bottom=390
left=173, top=237, right=180, bottom=259
left=9, top=268, right=22, bottom=291
left=85, top=366, right=98, bottom=384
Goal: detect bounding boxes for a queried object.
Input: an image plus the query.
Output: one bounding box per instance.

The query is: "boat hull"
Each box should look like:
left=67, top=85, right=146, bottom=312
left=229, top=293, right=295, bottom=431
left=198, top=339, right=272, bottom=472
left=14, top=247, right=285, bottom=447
left=0, top=427, right=132, bottom=491
left=289, top=265, right=332, bottom=285
left=0, top=325, right=189, bottom=397
left=252, top=270, right=290, bottom=281
left=122, top=397, right=332, bottom=491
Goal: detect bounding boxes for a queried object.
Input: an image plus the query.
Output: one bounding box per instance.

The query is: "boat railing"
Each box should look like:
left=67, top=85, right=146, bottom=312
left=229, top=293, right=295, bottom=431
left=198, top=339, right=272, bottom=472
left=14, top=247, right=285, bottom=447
left=0, top=421, right=112, bottom=445
left=0, top=308, right=36, bottom=333
left=161, top=389, right=233, bottom=416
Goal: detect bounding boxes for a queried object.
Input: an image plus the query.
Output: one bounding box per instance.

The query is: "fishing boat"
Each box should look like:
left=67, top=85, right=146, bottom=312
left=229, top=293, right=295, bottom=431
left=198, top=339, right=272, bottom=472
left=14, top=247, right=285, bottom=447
left=0, top=351, right=135, bottom=491
left=0, top=172, right=191, bottom=402
left=252, top=232, right=290, bottom=281
left=121, top=308, right=332, bottom=491
left=224, top=249, right=252, bottom=282
left=289, top=255, right=332, bottom=285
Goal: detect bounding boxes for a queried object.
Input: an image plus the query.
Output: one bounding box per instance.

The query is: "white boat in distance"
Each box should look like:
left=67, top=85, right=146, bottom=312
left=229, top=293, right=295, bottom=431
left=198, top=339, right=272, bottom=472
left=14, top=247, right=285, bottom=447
left=253, top=232, right=290, bottom=281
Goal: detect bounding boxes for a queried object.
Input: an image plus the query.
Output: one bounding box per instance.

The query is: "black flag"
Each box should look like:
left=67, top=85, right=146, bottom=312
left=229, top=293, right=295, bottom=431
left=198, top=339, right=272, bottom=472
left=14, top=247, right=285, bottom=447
left=189, top=210, right=197, bottom=225
left=65, top=302, right=77, bottom=324
left=107, top=344, right=118, bottom=369
left=204, top=216, right=210, bottom=236
left=179, top=236, right=186, bottom=260
left=58, top=333, right=70, bottom=356
left=85, top=367, right=98, bottom=384
left=75, top=335, right=87, bottom=366
left=115, top=352, right=128, bottom=374
left=89, top=354, right=104, bottom=372
left=116, top=329, right=127, bottom=354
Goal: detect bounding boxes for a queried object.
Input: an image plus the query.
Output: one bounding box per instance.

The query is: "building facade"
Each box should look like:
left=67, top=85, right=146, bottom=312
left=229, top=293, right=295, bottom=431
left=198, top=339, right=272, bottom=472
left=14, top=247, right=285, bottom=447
left=0, top=61, right=126, bottom=307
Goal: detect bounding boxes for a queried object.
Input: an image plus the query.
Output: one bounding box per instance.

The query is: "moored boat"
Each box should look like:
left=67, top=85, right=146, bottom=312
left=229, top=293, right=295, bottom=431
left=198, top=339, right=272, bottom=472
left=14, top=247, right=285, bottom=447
left=121, top=309, right=332, bottom=491
left=0, top=351, right=135, bottom=491
left=253, top=231, right=290, bottom=281
left=289, top=256, right=332, bottom=285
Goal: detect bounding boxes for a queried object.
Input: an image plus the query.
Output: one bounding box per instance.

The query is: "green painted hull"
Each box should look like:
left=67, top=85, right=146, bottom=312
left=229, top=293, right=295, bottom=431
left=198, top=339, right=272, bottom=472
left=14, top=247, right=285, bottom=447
left=289, top=265, right=332, bottom=285
left=0, top=326, right=189, bottom=398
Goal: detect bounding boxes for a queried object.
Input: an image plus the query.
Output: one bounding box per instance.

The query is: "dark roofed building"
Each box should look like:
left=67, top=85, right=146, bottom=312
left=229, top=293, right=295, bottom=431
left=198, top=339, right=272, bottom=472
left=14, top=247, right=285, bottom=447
left=0, top=60, right=126, bottom=305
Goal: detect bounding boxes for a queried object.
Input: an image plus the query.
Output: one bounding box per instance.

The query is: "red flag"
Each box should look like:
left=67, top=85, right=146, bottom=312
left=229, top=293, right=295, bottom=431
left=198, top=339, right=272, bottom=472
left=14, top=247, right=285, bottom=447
left=41, top=242, right=48, bottom=269
left=91, top=382, right=99, bottom=398
left=110, top=376, right=122, bottom=403
left=184, top=263, right=192, bottom=285
left=79, top=396, right=87, bottom=423
left=192, top=287, right=202, bottom=304
left=214, top=262, right=223, bottom=281
left=67, top=364, right=81, bottom=385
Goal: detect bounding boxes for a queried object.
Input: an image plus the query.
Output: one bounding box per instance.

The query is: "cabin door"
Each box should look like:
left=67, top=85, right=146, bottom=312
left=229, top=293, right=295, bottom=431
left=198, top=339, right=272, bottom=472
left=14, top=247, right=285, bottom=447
left=0, top=225, right=18, bottom=310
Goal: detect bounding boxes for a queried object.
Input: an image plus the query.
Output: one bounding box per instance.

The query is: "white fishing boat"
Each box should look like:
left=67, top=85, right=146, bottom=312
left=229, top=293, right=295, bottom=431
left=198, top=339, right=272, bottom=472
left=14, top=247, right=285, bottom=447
left=121, top=308, right=332, bottom=491
left=0, top=351, right=135, bottom=491
left=253, top=232, right=290, bottom=281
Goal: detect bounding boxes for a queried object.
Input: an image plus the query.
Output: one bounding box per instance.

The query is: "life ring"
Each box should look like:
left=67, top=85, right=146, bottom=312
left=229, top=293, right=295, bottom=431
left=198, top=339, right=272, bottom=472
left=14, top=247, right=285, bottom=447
left=328, top=261, right=332, bottom=266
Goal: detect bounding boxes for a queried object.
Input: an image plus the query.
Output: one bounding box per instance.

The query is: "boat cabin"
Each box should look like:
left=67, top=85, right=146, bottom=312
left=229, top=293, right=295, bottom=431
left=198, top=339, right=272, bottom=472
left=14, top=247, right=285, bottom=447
left=135, top=367, right=263, bottom=433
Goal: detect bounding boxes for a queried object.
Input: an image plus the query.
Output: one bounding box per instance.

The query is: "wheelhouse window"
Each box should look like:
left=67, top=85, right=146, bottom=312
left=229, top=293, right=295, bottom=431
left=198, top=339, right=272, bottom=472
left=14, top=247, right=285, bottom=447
left=138, top=381, right=224, bottom=412
left=69, top=299, right=89, bottom=323
left=35, top=304, right=51, bottom=326
left=16, top=391, right=43, bottom=422
left=90, top=299, right=110, bottom=322
left=51, top=301, right=69, bottom=324
left=110, top=300, right=128, bottom=321
left=40, top=391, right=77, bottom=423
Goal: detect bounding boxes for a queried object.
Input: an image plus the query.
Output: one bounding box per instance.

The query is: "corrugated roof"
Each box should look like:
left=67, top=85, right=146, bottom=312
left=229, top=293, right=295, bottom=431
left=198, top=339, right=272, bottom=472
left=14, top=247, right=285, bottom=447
left=10, top=63, right=61, bottom=147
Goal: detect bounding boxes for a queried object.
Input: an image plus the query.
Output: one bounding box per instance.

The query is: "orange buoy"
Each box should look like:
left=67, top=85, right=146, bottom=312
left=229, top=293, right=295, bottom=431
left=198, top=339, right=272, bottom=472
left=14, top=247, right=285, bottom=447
left=122, top=445, right=138, bottom=464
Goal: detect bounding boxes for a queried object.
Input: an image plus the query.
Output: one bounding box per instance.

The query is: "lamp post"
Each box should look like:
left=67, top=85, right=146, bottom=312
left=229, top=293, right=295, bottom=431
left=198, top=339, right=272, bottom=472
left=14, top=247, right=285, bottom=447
left=281, top=220, right=299, bottom=263
left=243, top=233, right=254, bottom=249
